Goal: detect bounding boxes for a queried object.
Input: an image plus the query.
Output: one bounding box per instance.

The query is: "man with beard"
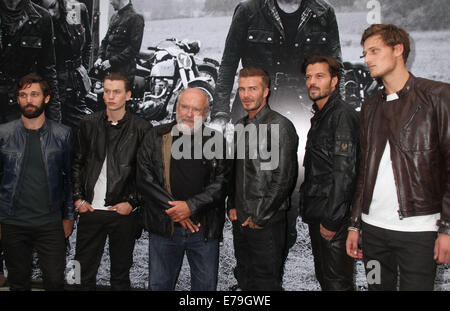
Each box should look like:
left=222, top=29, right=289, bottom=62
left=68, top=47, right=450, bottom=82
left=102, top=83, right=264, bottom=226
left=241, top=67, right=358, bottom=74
left=71, top=72, right=150, bottom=290
left=41, top=0, right=92, bottom=132
left=346, top=24, right=450, bottom=290
left=228, top=67, right=298, bottom=290
left=94, top=0, right=144, bottom=85
left=211, top=0, right=342, bottom=269
left=0, top=0, right=61, bottom=123
left=299, top=53, right=359, bottom=290
left=137, top=88, right=231, bottom=291
left=0, top=74, right=74, bottom=291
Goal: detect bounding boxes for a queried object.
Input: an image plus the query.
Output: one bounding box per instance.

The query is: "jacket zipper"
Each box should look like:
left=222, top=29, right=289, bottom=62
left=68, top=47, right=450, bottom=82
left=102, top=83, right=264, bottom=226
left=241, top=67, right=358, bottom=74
left=40, top=134, right=52, bottom=211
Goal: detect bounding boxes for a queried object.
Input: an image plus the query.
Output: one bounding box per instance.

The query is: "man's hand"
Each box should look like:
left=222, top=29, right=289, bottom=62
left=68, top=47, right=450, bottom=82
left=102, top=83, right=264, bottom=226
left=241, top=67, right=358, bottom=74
left=320, top=224, right=336, bottom=241
left=179, top=218, right=201, bottom=233
left=434, top=233, right=450, bottom=264
left=242, top=217, right=262, bottom=229
left=101, top=60, right=111, bottom=70
left=74, top=199, right=94, bottom=213
left=346, top=230, right=363, bottom=259
left=108, top=202, right=133, bottom=215
left=228, top=208, right=237, bottom=221
left=62, top=220, right=74, bottom=238
left=166, top=201, right=192, bottom=222
left=94, top=58, right=103, bottom=68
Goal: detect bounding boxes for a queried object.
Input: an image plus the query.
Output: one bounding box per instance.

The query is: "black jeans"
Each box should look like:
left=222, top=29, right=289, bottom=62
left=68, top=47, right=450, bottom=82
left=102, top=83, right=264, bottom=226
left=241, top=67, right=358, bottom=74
left=1, top=222, right=66, bottom=291
left=361, top=222, right=437, bottom=291
left=308, top=222, right=354, bottom=291
left=232, top=217, right=286, bottom=291
left=75, top=210, right=139, bottom=291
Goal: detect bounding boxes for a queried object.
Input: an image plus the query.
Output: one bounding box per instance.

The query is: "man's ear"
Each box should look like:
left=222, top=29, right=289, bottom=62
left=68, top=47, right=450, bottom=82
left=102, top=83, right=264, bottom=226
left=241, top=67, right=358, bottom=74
left=44, top=95, right=51, bottom=104
left=393, top=43, right=404, bottom=59
left=126, top=90, right=132, bottom=101
left=331, top=75, right=339, bottom=91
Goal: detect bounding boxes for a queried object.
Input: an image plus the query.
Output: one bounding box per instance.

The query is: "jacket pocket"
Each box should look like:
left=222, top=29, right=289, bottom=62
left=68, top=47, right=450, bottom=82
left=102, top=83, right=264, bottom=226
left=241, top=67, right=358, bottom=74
left=399, top=106, right=437, bottom=151
left=20, top=36, right=43, bottom=49
left=247, top=29, right=275, bottom=44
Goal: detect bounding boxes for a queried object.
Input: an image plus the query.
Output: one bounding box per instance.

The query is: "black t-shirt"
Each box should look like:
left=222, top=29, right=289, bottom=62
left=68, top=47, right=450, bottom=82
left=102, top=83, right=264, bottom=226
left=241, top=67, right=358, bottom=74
left=170, top=133, right=209, bottom=202
left=275, top=1, right=303, bottom=74
left=0, top=129, right=61, bottom=227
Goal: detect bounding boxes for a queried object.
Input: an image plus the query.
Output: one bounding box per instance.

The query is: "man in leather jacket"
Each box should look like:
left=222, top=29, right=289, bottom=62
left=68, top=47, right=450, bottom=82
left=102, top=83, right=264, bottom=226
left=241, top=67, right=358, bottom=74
left=212, top=0, right=341, bottom=124
left=346, top=24, right=450, bottom=290
left=0, top=0, right=61, bottom=124
left=136, top=88, right=231, bottom=291
left=299, top=53, right=359, bottom=291
left=212, top=0, right=342, bottom=266
left=94, top=0, right=144, bottom=83
left=0, top=74, right=74, bottom=290
left=228, top=67, right=298, bottom=290
left=41, top=0, right=92, bottom=132
left=71, top=72, right=150, bottom=290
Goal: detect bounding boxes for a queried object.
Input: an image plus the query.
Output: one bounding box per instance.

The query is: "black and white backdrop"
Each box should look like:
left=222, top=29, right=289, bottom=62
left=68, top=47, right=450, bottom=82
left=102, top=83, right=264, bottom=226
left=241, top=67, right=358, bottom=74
left=29, top=0, right=450, bottom=291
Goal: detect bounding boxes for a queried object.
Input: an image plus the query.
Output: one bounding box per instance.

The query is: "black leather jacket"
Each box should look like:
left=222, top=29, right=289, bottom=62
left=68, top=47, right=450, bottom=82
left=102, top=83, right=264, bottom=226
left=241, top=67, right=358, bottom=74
left=350, top=75, right=450, bottom=235
left=98, top=3, right=144, bottom=77
left=72, top=110, right=151, bottom=208
left=299, top=91, right=359, bottom=231
left=0, top=119, right=74, bottom=220
left=212, top=0, right=341, bottom=121
left=0, top=1, right=61, bottom=122
left=136, top=122, right=231, bottom=240
left=229, top=104, right=299, bottom=227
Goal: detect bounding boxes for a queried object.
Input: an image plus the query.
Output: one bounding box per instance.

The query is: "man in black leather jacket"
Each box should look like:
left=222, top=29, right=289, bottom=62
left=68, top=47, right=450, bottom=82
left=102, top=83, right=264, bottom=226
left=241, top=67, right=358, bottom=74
left=0, top=0, right=61, bottom=124
left=71, top=72, right=150, bottom=290
left=94, top=0, right=144, bottom=82
left=299, top=54, right=359, bottom=291
left=228, top=67, right=298, bottom=290
left=0, top=74, right=74, bottom=290
left=41, top=0, right=92, bottom=132
left=136, top=88, right=231, bottom=291
left=212, top=0, right=342, bottom=265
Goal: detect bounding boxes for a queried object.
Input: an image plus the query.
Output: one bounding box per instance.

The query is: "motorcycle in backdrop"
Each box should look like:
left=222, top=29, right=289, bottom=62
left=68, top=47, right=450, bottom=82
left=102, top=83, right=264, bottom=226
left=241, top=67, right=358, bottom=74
left=85, top=38, right=219, bottom=124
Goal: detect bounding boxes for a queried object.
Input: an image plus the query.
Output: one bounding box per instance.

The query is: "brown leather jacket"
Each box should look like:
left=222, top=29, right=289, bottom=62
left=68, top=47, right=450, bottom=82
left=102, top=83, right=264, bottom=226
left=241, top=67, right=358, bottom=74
left=350, top=74, right=450, bottom=234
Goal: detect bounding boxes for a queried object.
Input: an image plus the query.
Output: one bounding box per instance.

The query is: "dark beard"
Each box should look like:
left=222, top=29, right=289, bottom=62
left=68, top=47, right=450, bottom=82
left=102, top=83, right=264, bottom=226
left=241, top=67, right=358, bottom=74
left=21, top=102, right=46, bottom=119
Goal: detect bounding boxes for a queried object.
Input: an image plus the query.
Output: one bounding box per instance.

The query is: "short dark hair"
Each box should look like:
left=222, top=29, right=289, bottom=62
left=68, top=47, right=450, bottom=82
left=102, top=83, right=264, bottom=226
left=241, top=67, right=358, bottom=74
left=301, top=53, right=342, bottom=79
left=16, top=73, right=51, bottom=98
left=361, top=24, right=410, bottom=64
left=103, top=72, right=133, bottom=92
left=239, top=67, right=270, bottom=89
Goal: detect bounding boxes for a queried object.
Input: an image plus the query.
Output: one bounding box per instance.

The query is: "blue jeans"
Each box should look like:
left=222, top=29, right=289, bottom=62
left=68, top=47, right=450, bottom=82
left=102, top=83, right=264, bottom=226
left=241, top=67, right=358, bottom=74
left=149, top=226, right=219, bottom=291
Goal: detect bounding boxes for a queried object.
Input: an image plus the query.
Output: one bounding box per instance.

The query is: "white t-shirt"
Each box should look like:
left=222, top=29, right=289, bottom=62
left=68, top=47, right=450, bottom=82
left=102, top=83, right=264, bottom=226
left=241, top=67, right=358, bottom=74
left=361, top=93, right=439, bottom=232
left=91, top=157, right=112, bottom=211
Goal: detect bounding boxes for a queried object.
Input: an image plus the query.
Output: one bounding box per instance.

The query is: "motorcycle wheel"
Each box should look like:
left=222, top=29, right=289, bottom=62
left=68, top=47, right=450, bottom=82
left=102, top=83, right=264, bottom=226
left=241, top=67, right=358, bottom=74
left=197, top=65, right=217, bottom=88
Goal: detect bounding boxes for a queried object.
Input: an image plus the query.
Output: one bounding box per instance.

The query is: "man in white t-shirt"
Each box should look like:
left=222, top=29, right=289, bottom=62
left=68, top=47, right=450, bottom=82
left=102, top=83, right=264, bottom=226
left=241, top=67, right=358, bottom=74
left=346, top=24, right=450, bottom=290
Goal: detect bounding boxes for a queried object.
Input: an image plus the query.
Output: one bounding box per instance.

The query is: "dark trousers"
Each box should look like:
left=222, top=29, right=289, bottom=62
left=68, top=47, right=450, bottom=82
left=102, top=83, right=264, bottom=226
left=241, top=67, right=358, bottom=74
left=75, top=210, right=139, bottom=291
left=361, top=222, right=437, bottom=291
left=308, top=222, right=354, bottom=291
left=149, top=226, right=219, bottom=291
left=233, top=218, right=286, bottom=291
left=1, top=223, right=66, bottom=291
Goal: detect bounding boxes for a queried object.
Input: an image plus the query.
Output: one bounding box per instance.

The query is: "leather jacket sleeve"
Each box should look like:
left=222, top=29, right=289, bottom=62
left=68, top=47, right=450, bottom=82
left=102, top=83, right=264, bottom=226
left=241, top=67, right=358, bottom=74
left=322, top=110, right=359, bottom=232
left=40, top=11, right=62, bottom=122
left=136, top=130, right=175, bottom=210
left=211, top=3, right=249, bottom=121
left=71, top=119, right=89, bottom=202
left=437, top=85, right=450, bottom=234
left=253, top=121, right=299, bottom=227
left=62, top=128, right=75, bottom=220
left=80, top=3, right=93, bottom=69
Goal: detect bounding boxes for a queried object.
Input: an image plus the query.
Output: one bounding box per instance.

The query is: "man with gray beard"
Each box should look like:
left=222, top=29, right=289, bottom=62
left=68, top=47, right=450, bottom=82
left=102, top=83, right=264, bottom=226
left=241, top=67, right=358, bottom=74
left=137, top=88, right=231, bottom=291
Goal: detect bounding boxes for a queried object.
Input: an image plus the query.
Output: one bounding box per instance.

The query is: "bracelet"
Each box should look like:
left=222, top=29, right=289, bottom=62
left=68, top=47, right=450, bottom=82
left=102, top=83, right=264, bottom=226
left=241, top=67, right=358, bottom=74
left=75, top=200, right=86, bottom=211
left=347, top=226, right=360, bottom=233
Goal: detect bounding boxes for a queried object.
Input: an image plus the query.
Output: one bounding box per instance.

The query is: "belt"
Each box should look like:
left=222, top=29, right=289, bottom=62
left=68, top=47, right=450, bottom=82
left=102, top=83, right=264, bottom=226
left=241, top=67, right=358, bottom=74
left=56, top=58, right=82, bottom=71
